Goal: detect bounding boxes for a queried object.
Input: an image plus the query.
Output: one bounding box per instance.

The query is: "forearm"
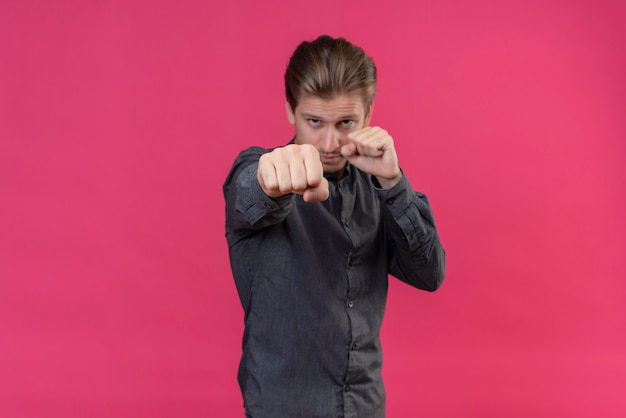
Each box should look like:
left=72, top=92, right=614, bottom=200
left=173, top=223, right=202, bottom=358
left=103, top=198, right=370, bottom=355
left=223, top=148, right=294, bottom=245
left=379, top=175, right=446, bottom=291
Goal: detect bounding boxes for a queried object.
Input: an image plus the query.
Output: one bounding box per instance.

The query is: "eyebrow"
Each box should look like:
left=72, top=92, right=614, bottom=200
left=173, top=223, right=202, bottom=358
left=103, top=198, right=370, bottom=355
left=301, top=113, right=359, bottom=121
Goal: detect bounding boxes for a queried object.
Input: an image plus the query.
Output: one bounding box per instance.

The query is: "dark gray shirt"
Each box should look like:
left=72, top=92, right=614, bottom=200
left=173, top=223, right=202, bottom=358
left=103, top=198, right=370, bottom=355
left=223, top=145, right=446, bottom=418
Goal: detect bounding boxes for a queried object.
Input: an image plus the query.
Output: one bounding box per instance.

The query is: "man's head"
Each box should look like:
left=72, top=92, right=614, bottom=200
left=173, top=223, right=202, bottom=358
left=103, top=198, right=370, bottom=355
left=284, top=35, right=377, bottom=178
left=285, top=35, right=377, bottom=113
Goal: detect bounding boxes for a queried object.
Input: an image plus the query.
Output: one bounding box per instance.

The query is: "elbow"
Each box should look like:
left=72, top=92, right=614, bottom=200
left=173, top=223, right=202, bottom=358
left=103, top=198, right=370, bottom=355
left=425, top=269, right=445, bottom=292
left=423, top=247, right=446, bottom=292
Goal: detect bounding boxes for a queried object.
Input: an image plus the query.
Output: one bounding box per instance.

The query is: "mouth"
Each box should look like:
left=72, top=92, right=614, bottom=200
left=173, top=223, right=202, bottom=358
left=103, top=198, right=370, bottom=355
left=319, top=154, right=342, bottom=163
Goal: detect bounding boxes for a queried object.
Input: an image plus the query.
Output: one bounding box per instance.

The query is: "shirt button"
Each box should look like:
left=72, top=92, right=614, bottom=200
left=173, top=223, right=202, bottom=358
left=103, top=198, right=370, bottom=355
left=344, top=385, right=350, bottom=392
left=347, top=300, right=354, bottom=308
left=343, top=220, right=349, bottom=228
left=352, top=343, right=358, bottom=350
left=386, top=198, right=395, bottom=205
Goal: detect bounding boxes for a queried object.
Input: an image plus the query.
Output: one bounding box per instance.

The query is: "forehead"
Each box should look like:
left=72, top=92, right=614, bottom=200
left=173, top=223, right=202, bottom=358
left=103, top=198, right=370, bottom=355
left=295, top=94, right=367, bottom=119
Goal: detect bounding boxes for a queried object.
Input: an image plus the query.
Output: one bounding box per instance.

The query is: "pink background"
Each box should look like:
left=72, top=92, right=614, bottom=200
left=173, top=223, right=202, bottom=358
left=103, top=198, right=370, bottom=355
left=1, top=0, right=625, bottom=416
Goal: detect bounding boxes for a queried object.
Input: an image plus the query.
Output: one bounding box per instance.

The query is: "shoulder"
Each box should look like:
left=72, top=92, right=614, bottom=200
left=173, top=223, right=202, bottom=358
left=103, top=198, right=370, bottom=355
left=235, top=146, right=269, bottom=161
left=233, top=141, right=294, bottom=163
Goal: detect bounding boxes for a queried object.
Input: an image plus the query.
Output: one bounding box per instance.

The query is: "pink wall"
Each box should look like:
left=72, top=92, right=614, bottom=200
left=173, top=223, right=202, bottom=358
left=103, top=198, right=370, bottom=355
left=1, top=0, right=625, bottom=416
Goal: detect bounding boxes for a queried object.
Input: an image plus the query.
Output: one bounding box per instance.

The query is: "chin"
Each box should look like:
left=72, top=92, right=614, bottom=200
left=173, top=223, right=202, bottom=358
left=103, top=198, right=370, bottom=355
left=323, top=162, right=346, bottom=177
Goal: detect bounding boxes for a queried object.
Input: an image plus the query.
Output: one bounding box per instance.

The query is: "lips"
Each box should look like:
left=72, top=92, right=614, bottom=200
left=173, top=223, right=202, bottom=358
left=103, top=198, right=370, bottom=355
left=319, top=154, right=341, bottom=162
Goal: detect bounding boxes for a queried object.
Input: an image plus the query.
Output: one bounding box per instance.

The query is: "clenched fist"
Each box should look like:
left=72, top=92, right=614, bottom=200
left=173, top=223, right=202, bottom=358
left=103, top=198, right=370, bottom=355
left=341, top=126, right=403, bottom=189
left=257, top=144, right=330, bottom=202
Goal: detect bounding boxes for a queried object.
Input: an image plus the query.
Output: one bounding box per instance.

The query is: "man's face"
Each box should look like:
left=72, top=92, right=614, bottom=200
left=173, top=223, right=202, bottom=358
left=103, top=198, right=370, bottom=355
left=287, top=93, right=372, bottom=179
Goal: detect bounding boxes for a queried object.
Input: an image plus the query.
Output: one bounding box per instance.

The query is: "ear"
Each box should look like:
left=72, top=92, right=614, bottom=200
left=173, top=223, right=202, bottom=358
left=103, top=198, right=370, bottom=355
left=286, top=101, right=296, bottom=125
left=364, top=102, right=374, bottom=126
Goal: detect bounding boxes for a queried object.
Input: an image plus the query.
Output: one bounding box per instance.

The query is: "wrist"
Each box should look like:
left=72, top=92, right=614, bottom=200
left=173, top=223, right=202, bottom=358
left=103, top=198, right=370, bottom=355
left=376, top=171, right=403, bottom=189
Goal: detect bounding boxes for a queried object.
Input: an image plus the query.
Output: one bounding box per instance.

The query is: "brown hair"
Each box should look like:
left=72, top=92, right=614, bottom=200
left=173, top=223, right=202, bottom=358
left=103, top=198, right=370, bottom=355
left=285, top=35, right=377, bottom=111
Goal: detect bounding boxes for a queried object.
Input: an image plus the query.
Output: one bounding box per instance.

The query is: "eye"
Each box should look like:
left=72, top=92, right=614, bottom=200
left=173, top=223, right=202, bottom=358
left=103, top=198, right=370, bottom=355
left=308, top=119, right=320, bottom=127
left=340, top=120, right=354, bottom=128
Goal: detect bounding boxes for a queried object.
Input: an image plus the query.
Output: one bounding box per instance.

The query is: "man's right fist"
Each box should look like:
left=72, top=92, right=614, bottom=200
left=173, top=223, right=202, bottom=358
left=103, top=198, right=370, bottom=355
left=257, top=144, right=329, bottom=202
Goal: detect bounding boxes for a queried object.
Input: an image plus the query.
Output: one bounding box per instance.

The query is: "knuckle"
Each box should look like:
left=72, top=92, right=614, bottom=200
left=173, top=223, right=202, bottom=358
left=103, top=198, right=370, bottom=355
left=300, top=144, right=316, bottom=156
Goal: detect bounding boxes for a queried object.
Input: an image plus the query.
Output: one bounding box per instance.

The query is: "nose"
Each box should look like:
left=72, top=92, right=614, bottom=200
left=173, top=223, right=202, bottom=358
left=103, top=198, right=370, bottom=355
left=320, top=126, right=340, bottom=152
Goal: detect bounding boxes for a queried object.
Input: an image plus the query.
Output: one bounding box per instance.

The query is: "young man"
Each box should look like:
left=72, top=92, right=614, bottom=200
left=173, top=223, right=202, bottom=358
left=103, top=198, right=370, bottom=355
left=223, top=35, right=446, bottom=418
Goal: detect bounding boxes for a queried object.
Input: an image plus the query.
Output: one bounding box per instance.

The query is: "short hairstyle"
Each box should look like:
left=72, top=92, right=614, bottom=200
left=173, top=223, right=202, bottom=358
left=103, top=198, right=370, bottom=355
left=285, top=35, right=377, bottom=111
